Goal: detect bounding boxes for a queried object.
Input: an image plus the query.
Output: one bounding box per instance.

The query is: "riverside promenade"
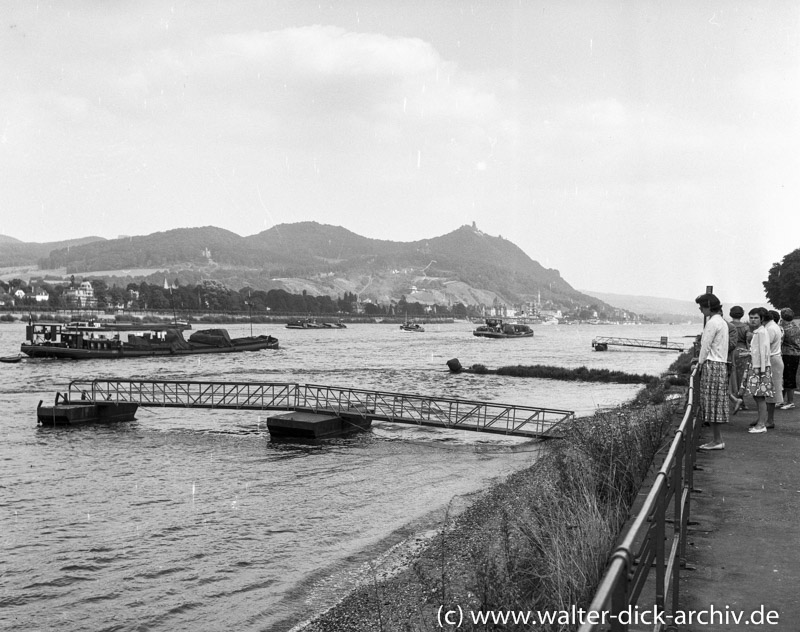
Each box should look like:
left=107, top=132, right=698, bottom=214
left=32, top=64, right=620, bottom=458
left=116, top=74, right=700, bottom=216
left=679, top=398, right=800, bottom=631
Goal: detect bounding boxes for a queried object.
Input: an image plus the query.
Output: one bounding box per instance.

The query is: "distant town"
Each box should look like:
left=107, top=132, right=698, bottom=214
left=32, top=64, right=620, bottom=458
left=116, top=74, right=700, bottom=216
left=0, top=277, right=651, bottom=324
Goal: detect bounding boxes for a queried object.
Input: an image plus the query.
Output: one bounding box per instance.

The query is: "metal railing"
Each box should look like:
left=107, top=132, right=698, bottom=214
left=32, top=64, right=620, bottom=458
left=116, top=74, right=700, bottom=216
left=577, top=363, right=700, bottom=632
left=66, top=378, right=575, bottom=438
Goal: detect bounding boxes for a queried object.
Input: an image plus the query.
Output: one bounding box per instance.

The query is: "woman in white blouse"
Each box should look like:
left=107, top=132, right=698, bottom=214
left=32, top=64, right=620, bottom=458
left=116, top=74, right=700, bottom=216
left=695, top=293, right=729, bottom=450
left=747, top=307, right=773, bottom=433
left=765, top=310, right=785, bottom=426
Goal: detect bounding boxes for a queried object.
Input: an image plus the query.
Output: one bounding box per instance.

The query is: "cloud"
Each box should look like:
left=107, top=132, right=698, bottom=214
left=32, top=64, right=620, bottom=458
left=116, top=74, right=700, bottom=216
left=179, top=25, right=502, bottom=134
left=207, top=25, right=440, bottom=78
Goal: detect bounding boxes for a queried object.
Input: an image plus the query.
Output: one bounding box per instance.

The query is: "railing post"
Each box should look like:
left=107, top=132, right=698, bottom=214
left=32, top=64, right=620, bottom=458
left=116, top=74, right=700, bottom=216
left=610, top=565, right=629, bottom=632
left=655, top=482, right=666, bottom=616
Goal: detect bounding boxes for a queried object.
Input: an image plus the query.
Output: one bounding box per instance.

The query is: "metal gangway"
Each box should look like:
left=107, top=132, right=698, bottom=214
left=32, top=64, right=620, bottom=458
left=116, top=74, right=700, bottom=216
left=592, top=336, right=684, bottom=352
left=66, top=378, right=574, bottom=438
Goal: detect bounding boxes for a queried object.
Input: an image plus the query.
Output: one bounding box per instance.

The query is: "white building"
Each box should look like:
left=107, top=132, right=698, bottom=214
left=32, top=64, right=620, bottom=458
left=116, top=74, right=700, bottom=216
left=33, top=288, right=50, bottom=303
left=64, top=281, right=97, bottom=308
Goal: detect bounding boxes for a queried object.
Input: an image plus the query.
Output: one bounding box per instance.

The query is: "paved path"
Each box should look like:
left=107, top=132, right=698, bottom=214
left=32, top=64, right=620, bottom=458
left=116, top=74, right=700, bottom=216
left=679, top=398, right=800, bottom=631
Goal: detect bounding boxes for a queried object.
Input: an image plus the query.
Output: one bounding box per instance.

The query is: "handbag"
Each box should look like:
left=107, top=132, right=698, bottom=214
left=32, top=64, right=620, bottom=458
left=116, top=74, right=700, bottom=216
left=746, top=365, right=774, bottom=398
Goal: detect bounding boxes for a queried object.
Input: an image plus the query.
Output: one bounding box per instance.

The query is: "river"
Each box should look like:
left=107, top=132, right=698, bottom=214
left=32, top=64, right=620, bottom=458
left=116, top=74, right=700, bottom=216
left=0, top=321, right=697, bottom=631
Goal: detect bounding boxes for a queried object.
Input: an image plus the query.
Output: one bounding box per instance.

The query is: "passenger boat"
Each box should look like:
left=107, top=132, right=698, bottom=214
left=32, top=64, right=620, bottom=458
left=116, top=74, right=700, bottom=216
left=20, top=322, right=278, bottom=359
left=473, top=318, right=533, bottom=339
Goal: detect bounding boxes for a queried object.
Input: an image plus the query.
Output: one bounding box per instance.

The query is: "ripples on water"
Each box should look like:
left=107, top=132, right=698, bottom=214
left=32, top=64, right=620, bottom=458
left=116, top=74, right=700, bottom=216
left=0, top=321, right=696, bottom=631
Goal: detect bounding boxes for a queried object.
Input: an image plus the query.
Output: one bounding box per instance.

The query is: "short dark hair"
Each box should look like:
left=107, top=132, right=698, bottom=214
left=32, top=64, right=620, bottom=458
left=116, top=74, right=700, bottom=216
left=768, top=310, right=780, bottom=324
left=749, top=307, right=769, bottom=323
left=695, top=293, right=722, bottom=313
left=729, top=305, right=744, bottom=318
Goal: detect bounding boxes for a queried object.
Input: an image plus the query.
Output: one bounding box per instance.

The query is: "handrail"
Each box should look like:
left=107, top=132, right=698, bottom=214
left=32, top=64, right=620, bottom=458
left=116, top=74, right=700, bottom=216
left=65, top=378, right=575, bottom=438
left=578, top=362, right=701, bottom=632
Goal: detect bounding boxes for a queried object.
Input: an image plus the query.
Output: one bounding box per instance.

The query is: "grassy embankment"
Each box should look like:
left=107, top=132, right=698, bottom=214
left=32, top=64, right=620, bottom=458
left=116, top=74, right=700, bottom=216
left=300, top=351, right=694, bottom=632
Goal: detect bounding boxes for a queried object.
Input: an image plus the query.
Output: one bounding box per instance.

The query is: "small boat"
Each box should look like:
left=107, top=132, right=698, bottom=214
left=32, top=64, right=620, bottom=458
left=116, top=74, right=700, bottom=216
left=473, top=318, right=533, bottom=339
left=1, top=354, right=24, bottom=363
left=400, top=320, right=425, bottom=332
left=320, top=320, right=347, bottom=329
left=20, top=322, right=278, bottom=360
left=286, top=318, right=325, bottom=329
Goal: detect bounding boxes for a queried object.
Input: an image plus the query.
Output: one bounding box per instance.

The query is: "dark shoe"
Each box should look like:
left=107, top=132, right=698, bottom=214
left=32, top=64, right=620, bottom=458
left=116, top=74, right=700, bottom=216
left=766, top=424, right=775, bottom=429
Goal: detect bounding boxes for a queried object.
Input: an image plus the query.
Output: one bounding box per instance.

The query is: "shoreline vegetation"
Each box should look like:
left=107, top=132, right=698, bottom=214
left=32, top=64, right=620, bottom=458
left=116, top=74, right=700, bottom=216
left=0, top=312, right=451, bottom=326
left=295, top=351, right=694, bottom=632
left=447, top=358, right=665, bottom=385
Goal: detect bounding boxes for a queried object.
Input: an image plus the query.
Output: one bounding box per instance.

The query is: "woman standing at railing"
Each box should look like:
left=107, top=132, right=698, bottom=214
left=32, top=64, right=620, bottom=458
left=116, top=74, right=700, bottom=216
left=695, top=293, right=729, bottom=450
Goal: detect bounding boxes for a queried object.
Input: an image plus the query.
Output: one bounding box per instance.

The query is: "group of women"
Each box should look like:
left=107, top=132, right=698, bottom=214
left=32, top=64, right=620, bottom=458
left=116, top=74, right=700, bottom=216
left=695, top=292, right=800, bottom=450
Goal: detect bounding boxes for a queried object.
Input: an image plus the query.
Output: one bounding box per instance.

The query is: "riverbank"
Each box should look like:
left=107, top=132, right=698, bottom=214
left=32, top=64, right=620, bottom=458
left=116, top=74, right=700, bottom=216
left=294, top=402, right=682, bottom=631
left=0, top=310, right=457, bottom=326
left=291, top=350, right=693, bottom=632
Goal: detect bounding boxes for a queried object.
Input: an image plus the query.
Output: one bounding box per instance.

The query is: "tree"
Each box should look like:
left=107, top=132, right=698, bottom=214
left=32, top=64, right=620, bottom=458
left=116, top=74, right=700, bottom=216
left=108, top=285, right=126, bottom=308
left=91, top=279, right=109, bottom=309
left=764, top=249, right=800, bottom=312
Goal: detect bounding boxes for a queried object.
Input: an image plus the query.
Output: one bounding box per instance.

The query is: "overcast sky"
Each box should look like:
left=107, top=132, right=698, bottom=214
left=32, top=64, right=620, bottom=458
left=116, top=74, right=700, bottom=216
left=2, top=2, right=797, bottom=302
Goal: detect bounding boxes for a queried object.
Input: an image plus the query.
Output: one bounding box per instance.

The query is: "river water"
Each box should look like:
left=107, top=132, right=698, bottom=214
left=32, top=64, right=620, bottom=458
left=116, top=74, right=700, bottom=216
left=0, top=321, right=697, bottom=631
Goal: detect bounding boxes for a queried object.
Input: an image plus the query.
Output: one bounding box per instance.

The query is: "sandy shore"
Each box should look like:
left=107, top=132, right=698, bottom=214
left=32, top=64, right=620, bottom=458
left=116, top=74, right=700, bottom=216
left=290, top=492, right=484, bottom=632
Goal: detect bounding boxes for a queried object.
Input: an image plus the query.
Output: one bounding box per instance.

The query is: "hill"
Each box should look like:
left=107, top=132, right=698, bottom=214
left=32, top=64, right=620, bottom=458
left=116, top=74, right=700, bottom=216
left=4, top=223, right=612, bottom=311
left=579, top=291, right=700, bottom=320
left=0, top=236, right=106, bottom=268
left=582, top=291, right=767, bottom=323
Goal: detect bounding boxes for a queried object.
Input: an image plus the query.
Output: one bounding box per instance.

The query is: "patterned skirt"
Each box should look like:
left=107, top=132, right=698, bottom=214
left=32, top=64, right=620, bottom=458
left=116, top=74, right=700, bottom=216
left=701, top=360, right=730, bottom=425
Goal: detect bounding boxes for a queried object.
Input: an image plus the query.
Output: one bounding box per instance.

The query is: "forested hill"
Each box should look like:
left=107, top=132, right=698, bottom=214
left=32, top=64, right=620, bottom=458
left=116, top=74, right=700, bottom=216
left=0, top=235, right=105, bottom=268
left=41, top=227, right=252, bottom=270
left=2, top=222, right=605, bottom=309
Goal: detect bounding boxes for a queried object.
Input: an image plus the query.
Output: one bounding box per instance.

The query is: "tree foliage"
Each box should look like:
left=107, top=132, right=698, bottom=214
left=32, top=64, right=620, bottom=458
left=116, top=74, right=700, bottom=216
left=764, top=248, right=800, bottom=312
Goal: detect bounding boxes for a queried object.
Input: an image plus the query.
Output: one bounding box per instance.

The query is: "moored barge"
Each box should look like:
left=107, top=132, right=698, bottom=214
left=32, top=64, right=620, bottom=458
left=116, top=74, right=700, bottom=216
left=21, top=322, right=278, bottom=359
